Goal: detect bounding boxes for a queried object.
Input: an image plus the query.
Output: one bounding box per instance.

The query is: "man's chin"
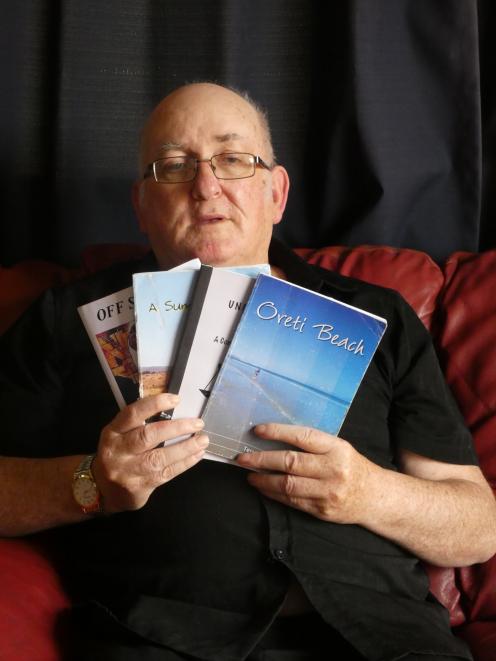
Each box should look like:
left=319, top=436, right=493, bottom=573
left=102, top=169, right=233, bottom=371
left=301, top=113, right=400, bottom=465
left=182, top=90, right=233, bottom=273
left=188, top=237, right=253, bottom=267
left=193, top=246, right=240, bottom=267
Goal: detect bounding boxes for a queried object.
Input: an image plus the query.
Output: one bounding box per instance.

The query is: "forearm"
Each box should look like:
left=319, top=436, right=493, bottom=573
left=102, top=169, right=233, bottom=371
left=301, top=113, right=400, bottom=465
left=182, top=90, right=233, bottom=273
left=361, top=463, right=496, bottom=567
left=0, top=395, right=208, bottom=536
left=0, top=456, right=86, bottom=536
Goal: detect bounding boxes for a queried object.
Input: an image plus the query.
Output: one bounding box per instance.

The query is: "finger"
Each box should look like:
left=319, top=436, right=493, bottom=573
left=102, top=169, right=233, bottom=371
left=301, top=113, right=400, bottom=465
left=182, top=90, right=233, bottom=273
left=247, top=471, right=322, bottom=500
left=138, top=433, right=210, bottom=485
left=236, top=448, right=325, bottom=477
left=153, top=432, right=210, bottom=470
left=147, top=435, right=210, bottom=486
left=253, top=424, right=337, bottom=454
left=111, top=393, right=181, bottom=433
left=124, top=417, right=205, bottom=455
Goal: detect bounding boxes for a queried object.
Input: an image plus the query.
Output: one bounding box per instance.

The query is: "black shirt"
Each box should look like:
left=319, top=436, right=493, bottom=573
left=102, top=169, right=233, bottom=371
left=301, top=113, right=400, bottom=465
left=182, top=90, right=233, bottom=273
left=0, top=239, right=476, bottom=660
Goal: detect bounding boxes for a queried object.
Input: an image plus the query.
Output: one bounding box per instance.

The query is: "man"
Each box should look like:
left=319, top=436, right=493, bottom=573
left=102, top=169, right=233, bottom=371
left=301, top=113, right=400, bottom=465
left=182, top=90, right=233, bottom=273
left=0, top=82, right=495, bottom=660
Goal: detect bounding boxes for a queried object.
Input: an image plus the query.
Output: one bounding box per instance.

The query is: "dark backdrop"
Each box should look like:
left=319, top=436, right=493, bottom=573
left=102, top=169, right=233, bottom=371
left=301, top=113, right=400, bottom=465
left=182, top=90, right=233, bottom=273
left=2, top=0, right=495, bottom=266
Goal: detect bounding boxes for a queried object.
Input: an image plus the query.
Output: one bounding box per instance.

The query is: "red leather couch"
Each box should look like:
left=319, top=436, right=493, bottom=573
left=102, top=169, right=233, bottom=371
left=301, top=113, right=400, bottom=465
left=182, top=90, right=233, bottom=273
left=0, top=243, right=495, bottom=661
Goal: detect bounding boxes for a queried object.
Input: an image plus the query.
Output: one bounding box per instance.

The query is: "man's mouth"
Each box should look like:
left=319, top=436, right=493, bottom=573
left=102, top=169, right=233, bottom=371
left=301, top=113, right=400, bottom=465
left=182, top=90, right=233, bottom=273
left=197, top=214, right=227, bottom=224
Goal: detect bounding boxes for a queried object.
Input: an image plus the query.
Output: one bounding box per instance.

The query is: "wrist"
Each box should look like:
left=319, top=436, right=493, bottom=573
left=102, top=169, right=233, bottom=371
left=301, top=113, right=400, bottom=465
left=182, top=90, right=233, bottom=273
left=72, top=454, right=104, bottom=515
left=353, top=456, right=387, bottom=527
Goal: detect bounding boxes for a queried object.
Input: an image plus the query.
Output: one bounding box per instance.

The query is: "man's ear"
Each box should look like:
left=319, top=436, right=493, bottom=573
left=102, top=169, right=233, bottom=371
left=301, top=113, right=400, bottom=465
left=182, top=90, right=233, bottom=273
left=131, top=180, right=148, bottom=234
left=270, top=165, right=290, bottom=226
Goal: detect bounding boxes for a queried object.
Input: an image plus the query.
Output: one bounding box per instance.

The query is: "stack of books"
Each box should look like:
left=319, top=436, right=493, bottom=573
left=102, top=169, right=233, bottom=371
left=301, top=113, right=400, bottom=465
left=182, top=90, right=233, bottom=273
left=78, top=259, right=387, bottom=464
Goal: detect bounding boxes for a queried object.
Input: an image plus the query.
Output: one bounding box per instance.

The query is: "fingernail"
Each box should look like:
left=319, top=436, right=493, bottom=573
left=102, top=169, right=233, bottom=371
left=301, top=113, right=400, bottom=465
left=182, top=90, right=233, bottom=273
left=168, top=394, right=180, bottom=405
left=193, top=418, right=205, bottom=429
left=255, top=424, right=266, bottom=434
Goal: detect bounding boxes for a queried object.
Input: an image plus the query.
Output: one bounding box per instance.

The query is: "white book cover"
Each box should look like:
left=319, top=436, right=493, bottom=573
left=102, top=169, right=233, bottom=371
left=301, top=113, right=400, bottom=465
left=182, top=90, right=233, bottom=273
left=169, top=265, right=271, bottom=417
left=78, top=286, right=138, bottom=409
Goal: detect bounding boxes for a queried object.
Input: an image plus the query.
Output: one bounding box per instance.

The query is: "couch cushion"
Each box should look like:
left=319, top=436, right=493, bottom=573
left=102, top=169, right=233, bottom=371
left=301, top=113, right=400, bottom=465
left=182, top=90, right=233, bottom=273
left=434, top=250, right=496, bottom=654
left=437, top=250, right=496, bottom=484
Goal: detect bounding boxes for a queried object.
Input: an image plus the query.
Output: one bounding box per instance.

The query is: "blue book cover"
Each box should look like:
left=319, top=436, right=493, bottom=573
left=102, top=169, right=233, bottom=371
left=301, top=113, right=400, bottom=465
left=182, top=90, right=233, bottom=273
left=202, top=274, right=387, bottom=462
left=133, top=260, right=201, bottom=398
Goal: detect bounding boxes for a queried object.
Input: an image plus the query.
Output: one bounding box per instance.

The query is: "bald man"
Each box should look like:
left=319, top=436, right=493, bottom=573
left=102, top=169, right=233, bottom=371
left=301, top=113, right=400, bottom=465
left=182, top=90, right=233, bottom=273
left=0, top=83, right=492, bottom=660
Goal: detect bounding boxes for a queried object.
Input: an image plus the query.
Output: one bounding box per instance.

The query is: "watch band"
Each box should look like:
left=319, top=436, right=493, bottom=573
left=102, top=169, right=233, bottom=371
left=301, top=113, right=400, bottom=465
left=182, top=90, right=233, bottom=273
left=77, top=453, right=96, bottom=475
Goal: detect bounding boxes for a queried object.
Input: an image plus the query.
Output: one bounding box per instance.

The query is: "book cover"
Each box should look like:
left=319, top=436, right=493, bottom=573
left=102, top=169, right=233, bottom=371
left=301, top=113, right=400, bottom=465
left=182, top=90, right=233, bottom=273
left=201, top=274, right=388, bottom=462
left=132, top=260, right=201, bottom=399
left=168, top=264, right=270, bottom=426
left=78, top=286, right=138, bottom=409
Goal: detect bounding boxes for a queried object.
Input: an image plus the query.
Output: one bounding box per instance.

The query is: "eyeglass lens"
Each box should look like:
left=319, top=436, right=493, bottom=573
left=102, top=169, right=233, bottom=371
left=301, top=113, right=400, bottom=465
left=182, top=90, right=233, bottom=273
left=153, top=153, right=257, bottom=182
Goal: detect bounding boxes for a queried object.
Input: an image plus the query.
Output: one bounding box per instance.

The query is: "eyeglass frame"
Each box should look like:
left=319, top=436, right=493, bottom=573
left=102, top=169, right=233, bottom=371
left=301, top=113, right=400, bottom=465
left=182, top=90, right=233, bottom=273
left=143, top=152, right=272, bottom=183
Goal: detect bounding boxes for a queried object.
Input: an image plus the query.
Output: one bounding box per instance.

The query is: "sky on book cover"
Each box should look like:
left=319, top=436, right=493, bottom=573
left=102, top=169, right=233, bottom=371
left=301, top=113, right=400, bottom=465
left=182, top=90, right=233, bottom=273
left=133, top=271, right=198, bottom=369
left=203, top=275, right=387, bottom=456
left=230, top=275, right=386, bottom=399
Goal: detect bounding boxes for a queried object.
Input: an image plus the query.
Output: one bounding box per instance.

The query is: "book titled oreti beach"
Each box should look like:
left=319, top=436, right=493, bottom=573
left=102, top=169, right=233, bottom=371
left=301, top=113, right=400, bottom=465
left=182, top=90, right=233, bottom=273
left=202, top=274, right=387, bottom=462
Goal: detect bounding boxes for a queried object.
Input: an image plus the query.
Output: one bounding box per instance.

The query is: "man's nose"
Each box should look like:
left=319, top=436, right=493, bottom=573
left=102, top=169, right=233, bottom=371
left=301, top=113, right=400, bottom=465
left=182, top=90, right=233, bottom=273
left=190, top=160, right=222, bottom=200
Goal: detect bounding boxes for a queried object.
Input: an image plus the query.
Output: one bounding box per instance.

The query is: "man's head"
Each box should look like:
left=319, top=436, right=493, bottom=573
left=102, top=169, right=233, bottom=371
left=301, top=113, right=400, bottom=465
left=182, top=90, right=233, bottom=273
left=132, top=83, right=289, bottom=268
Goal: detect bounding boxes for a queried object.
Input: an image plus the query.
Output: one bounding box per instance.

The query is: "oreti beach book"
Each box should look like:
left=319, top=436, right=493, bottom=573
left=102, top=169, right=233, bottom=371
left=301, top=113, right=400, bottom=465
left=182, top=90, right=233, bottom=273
left=78, top=286, right=138, bottom=409
left=132, top=259, right=201, bottom=399
left=201, top=274, right=387, bottom=462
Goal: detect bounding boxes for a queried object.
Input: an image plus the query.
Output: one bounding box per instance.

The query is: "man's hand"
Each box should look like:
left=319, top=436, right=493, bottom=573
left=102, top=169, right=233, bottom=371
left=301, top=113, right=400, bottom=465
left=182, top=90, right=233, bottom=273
left=92, top=393, right=209, bottom=513
left=236, top=422, right=496, bottom=566
left=235, top=423, right=375, bottom=524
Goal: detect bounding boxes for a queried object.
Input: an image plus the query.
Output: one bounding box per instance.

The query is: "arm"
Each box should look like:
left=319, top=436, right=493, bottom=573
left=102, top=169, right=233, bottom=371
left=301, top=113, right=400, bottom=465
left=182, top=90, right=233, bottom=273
left=236, top=424, right=496, bottom=567
left=0, top=393, right=208, bottom=537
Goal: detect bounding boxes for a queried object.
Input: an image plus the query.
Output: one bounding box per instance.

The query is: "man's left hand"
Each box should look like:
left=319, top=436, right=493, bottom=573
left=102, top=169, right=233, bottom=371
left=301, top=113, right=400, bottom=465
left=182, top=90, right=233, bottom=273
left=235, top=423, right=376, bottom=524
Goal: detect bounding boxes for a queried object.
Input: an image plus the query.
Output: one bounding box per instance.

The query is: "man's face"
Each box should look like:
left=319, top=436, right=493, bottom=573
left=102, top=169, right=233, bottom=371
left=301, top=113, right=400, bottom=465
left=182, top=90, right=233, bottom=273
left=133, top=84, right=289, bottom=268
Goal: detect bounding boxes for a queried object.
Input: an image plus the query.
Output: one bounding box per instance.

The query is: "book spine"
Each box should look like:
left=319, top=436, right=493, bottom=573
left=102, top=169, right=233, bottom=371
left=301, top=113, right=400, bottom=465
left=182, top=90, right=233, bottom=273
left=167, top=265, right=213, bottom=396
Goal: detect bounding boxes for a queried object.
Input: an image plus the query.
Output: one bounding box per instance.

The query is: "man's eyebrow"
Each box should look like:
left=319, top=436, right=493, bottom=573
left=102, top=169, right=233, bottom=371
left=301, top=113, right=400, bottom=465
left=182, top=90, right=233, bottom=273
left=214, top=132, right=244, bottom=143
left=157, top=142, right=184, bottom=154
left=155, top=134, right=243, bottom=156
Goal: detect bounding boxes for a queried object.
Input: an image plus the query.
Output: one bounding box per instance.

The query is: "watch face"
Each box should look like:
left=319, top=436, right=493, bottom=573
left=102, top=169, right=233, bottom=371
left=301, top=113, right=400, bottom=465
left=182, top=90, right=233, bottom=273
left=73, top=474, right=98, bottom=507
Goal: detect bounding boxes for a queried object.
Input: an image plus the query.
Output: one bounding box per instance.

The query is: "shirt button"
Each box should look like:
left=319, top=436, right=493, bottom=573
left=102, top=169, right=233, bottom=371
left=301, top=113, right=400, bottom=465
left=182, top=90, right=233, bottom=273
left=273, top=548, right=286, bottom=561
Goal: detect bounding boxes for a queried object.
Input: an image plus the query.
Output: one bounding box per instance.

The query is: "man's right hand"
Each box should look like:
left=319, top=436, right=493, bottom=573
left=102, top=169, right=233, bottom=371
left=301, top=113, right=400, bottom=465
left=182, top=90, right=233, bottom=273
left=92, top=392, right=208, bottom=513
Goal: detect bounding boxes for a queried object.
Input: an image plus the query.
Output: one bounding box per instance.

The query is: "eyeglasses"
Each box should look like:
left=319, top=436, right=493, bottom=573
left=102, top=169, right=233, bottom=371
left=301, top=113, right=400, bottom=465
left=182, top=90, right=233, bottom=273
left=143, top=152, right=271, bottom=184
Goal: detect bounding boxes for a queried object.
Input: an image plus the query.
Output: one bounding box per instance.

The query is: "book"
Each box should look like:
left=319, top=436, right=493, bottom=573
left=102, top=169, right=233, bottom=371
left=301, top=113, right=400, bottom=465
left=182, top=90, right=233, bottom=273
left=132, top=259, right=201, bottom=399
left=201, top=274, right=388, bottom=462
left=78, top=258, right=200, bottom=409
left=78, top=286, right=138, bottom=409
left=167, top=264, right=270, bottom=430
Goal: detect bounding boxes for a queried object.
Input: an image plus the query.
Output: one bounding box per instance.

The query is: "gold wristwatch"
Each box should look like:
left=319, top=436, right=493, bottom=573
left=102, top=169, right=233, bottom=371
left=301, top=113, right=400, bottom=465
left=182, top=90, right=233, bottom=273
left=72, top=454, right=103, bottom=514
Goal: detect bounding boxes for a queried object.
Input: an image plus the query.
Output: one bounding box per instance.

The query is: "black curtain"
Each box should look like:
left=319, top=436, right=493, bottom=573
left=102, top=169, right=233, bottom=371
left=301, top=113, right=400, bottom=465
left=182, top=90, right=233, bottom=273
left=1, top=0, right=495, bottom=266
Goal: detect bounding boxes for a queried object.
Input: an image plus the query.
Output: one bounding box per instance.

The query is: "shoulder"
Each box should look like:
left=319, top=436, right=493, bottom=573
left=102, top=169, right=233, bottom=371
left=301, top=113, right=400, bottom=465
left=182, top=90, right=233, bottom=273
left=277, top=247, right=433, bottom=382
left=1, top=251, right=155, bottom=356
left=277, top=242, right=415, bottom=329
